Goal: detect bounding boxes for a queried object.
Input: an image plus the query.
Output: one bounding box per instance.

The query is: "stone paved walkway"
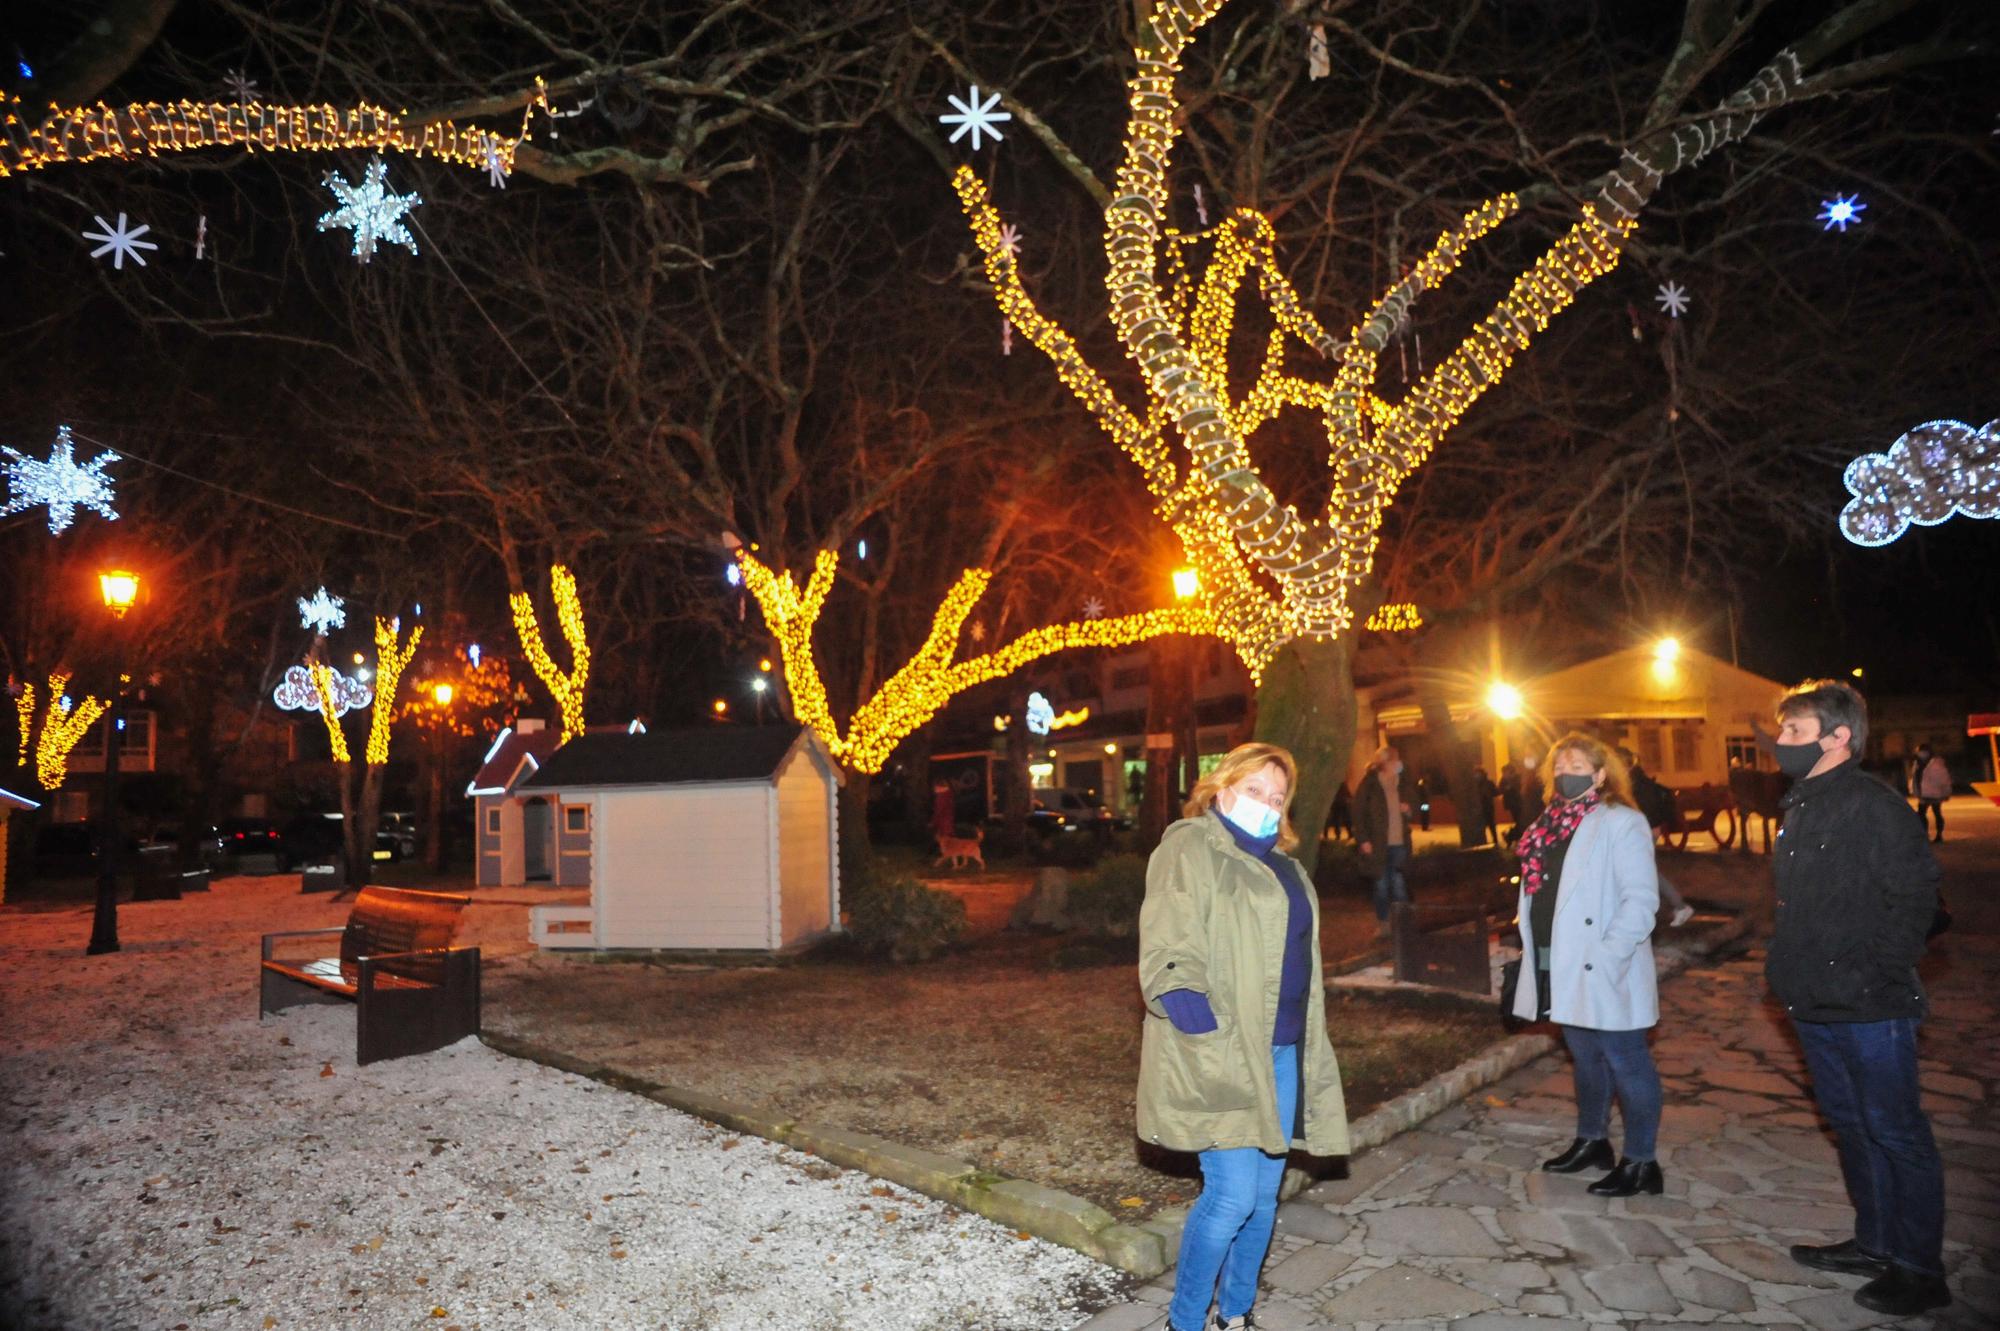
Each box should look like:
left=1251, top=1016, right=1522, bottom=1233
left=1082, top=799, right=2000, bottom=1330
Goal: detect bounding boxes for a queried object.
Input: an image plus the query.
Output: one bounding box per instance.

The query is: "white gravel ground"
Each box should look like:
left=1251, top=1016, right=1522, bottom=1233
left=0, top=878, right=1125, bottom=1330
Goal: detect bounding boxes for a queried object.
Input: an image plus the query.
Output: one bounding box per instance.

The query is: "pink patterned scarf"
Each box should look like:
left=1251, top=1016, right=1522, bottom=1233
left=1514, top=790, right=1599, bottom=896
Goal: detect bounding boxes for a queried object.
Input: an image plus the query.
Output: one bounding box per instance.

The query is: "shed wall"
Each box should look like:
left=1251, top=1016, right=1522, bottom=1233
left=595, top=787, right=771, bottom=948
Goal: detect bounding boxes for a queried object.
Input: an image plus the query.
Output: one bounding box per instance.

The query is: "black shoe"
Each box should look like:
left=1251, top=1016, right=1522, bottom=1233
left=1587, top=1158, right=1664, bottom=1197
left=1542, top=1137, right=1615, bottom=1174
left=1854, top=1266, right=1951, bottom=1316
left=1791, top=1238, right=1892, bottom=1278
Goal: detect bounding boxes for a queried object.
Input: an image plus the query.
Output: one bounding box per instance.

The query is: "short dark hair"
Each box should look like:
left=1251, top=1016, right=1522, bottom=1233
left=1777, top=679, right=1868, bottom=756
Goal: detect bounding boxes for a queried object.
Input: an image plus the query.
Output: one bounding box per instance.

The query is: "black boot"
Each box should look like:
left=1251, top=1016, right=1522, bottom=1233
left=1854, top=1266, right=1951, bottom=1316
left=1587, top=1158, right=1664, bottom=1197
left=1542, top=1137, right=1615, bottom=1174
left=1791, top=1239, right=1891, bottom=1278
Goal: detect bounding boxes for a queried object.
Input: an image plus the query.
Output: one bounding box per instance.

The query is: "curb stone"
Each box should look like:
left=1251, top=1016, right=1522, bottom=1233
left=479, top=911, right=1752, bottom=1280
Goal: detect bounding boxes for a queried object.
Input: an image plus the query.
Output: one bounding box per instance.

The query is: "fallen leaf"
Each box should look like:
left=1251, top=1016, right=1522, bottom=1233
left=611, top=1250, right=628, bottom=1260
left=881, top=1210, right=900, bottom=1223
left=1118, top=1196, right=1146, bottom=1208
left=277, top=1037, right=291, bottom=1046
left=263, top=1318, right=277, bottom=1328
left=1015, top=1230, right=1034, bottom=1241
left=430, top=1309, right=449, bottom=1319
left=719, top=1138, right=741, bottom=1151
left=319, top=1063, right=334, bottom=1078
left=869, top=1185, right=893, bottom=1197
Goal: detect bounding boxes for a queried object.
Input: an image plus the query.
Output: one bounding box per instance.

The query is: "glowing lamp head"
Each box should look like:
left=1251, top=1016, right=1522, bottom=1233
left=712, top=698, right=728, bottom=715
left=432, top=683, right=454, bottom=706
left=751, top=677, right=769, bottom=694
left=1653, top=637, right=1680, bottom=663
left=1171, top=567, right=1201, bottom=600
left=97, top=570, right=139, bottom=616
left=758, top=658, right=773, bottom=673
left=1486, top=681, right=1524, bottom=721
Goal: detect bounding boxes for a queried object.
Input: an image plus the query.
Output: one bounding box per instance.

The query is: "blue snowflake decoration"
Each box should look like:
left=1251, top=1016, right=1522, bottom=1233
left=1, top=426, right=119, bottom=535
left=317, top=157, right=421, bottom=263
left=1817, top=194, right=1866, bottom=232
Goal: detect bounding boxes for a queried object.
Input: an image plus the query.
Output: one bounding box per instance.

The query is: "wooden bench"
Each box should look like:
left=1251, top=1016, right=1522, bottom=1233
left=260, top=885, right=481, bottom=1065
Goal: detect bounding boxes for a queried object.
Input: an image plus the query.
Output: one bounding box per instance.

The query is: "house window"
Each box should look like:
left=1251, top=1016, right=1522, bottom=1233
left=1671, top=725, right=1699, bottom=773
left=118, top=710, right=152, bottom=759
left=1636, top=724, right=1665, bottom=773
left=484, top=808, right=501, bottom=835
left=1726, top=735, right=1762, bottom=771
left=563, top=804, right=590, bottom=834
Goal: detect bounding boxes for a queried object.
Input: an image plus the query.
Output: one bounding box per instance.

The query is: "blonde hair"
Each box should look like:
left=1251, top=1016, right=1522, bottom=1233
left=1542, top=731, right=1634, bottom=808
left=1183, top=741, right=1301, bottom=851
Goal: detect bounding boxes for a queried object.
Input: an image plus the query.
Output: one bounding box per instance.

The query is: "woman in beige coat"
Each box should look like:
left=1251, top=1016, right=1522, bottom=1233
left=1138, top=742, right=1349, bottom=1331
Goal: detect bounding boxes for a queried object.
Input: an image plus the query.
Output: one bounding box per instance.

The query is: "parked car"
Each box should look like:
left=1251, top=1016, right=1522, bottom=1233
left=1026, top=788, right=1129, bottom=835
left=275, top=812, right=401, bottom=869
left=378, top=811, right=419, bottom=861
left=217, top=817, right=286, bottom=869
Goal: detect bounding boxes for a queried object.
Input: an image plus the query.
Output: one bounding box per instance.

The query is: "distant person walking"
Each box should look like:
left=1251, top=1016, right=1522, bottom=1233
left=1137, top=742, right=1350, bottom=1331
left=1355, top=746, right=1414, bottom=936
left=1511, top=734, right=1666, bottom=1198
left=1910, top=743, right=1950, bottom=843
left=1768, top=680, right=1950, bottom=1318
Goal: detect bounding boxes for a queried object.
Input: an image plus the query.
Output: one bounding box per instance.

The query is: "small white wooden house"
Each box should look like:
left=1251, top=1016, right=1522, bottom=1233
left=468, top=721, right=566, bottom=888
left=520, top=723, right=843, bottom=953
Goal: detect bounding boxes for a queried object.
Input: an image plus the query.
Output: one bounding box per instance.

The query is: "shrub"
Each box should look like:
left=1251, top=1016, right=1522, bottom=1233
left=842, top=874, right=968, bottom=963
left=1066, top=853, right=1149, bottom=939
left=1036, top=831, right=1104, bottom=870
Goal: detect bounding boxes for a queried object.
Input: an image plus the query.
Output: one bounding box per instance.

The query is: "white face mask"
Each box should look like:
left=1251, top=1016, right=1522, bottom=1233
left=1222, top=794, right=1282, bottom=840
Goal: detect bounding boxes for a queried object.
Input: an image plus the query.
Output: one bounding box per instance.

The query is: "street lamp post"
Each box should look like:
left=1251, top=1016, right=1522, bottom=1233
left=86, top=570, right=139, bottom=956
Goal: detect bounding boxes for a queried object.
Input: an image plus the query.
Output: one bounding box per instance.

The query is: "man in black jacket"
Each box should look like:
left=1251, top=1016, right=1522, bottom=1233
left=1767, top=679, right=1949, bottom=1317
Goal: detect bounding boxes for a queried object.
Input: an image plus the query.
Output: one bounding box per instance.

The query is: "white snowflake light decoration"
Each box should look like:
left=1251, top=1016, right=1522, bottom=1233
left=1839, top=418, right=2000, bottom=547
left=996, top=223, right=1023, bottom=260
left=317, top=157, right=421, bottom=263
left=272, top=664, right=373, bottom=717
left=81, top=212, right=158, bottom=269
left=939, top=86, right=1011, bottom=151
left=1654, top=281, right=1689, bottom=318
left=1818, top=193, right=1866, bottom=232
left=1081, top=595, right=1106, bottom=620
left=482, top=135, right=509, bottom=189
left=224, top=69, right=258, bottom=103
left=297, top=586, right=347, bottom=635
left=2, top=426, right=119, bottom=534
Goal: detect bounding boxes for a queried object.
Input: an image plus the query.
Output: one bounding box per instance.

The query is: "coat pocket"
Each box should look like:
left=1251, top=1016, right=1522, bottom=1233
left=1150, top=1015, right=1257, bottom=1115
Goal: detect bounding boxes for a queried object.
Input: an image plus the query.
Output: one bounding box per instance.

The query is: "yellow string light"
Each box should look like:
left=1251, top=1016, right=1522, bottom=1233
left=510, top=564, right=590, bottom=742
left=951, top=0, right=1673, bottom=668
left=32, top=673, right=110, bottom=790
left=365, top=617, right=422, bottom=766
left=1365, top=603, right=1424, bottom=632
left=0, top=88, right=550, bottom=180
left=13, top=678, right=33, bottom=768
left=737, top=548, right=1217, bottom=774
left=306, top=659, right=352, bottom=765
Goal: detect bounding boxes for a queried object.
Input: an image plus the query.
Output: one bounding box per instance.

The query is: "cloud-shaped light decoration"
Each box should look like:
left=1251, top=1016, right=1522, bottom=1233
left=1839, top=418, right=2000, bottom=547
left=272, top=663, right=373, bottom=717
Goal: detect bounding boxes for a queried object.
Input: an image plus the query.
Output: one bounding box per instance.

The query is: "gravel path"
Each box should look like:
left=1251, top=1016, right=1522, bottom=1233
left=0, top=878, right=1125, bottom=1330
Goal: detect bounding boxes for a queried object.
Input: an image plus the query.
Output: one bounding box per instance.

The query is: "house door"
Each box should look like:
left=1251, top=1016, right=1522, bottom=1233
left=523, top=798, right=553, bottom=881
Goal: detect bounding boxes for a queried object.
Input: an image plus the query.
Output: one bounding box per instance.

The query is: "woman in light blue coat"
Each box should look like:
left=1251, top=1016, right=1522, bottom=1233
left=1510, top=732, right=1665, bottom=1197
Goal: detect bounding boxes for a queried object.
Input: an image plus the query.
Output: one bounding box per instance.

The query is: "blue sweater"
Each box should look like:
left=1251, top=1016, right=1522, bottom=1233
left=1161, top=812, right=1315, bottom=1046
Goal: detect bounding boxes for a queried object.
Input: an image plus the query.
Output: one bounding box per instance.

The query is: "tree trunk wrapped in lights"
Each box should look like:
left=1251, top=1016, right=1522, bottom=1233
left=306, top=617, right=421, bottom=895
left=13, top=674, right=112, bottom=791
left=510, top=564, right=589, bottom=743
left=737, top=547, right=1216, bottom=776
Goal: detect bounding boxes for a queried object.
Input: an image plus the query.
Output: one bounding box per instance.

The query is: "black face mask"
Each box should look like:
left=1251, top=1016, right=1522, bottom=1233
left=1554, top=774, right=1595, bottom=801
left=1774, top=739, right=1826, bottom=779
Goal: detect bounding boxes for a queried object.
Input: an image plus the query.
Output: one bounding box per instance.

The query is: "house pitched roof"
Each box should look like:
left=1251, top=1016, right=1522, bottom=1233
left=0, top=785, right=39, bottom=812
left=519, top=724, right=822, bottom=791
left=466, top=727, right=562, bottom=796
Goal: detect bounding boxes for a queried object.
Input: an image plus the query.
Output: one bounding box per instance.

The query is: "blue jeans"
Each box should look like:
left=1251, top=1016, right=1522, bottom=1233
left=1372, top=844, right=1410, bottom=921
left=1793, top=1017, right=1945, bottom=1276
left=1168, top=1045, right=1300, bottom=1331
left=1560, top=1024, right=1663, bottom=1162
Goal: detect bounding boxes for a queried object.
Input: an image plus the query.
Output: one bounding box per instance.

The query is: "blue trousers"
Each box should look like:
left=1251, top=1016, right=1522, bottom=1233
left=1560, top=1024, right=1663, bottom=1162
left=1793, top=1017, right=1945, bottom=1276
left=1168, top=1045, right=1300, bottom=1331
left=1371, top=844, right=1410, bottom=921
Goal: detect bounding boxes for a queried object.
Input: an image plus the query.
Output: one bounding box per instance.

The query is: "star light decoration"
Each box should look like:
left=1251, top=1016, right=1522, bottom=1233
left=1839, top=418, right=2000, bottom=547
left=316, top=157, right=421, bottom=262
left=81, top=212, right=158, bottom=269
left=939, top=86, right=1012, bottom=151
left=1081, top=595, right=1106, bottom=620
left=949, top=0, right=1802, bottom=678
left=297, top=586, right=347, bottom=635
left=2, top=426, right=119, bottom=534
left=223, top=70, right=258, bottom=103
left=483, top=135, right=509, bottom=189
left=1818, top=193, right=1866, bottom=232
left=1654, top=281, right=1689, bottom=318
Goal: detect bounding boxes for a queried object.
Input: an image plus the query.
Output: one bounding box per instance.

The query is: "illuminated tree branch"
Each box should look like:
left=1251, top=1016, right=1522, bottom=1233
left=365, top=617, right=422, bottom=766
left=24, top=673, right=111, bottom=791
left=510, top=564, right=590, bottom=742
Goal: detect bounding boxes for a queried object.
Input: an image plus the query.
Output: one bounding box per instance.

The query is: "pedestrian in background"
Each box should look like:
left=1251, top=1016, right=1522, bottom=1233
left=1474, top=766, right=1501, bottom=846
left=1910, top=742, right=1950, bottom=843
left=1137, top=742, right=1350, bottom=1331
left=1769, top=680, right=1949, bottom=1318
left=1511, top=733, right=1666, bottom=1197
left=1355, top=745, right=1414, bottom=937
